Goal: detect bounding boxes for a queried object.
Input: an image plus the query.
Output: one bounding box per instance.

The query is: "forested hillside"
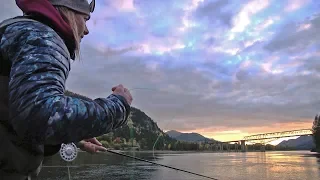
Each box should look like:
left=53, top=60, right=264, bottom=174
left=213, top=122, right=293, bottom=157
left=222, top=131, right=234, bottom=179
left=65, top=90, right=206, bottom=151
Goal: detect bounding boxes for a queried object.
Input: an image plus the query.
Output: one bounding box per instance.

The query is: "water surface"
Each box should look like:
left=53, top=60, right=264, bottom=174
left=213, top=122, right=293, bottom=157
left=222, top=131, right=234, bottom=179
left=36, top=151, right=320, bottom=180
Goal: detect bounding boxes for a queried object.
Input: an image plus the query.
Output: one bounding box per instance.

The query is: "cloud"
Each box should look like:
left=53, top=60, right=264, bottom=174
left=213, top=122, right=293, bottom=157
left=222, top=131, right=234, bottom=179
left=264, top=14, right=320, bottom=53
left=2, top=0, right=320, bottom=140
left=284, top=0, right=311, bottom=12
left=192, top=0, right=234, bottom=27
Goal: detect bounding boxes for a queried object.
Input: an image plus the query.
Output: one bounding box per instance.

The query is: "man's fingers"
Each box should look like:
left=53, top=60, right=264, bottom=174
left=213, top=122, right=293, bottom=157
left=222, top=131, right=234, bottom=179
left=112, top=84, right=124, bottom=91
left=95, top=145, right=107, bottom=152
left=111, top=84, right=132, bottom=105
left=89, top=144, right=107, bottom=153
left=82, top=141, right=107, bottom=154
left=82, top=143, right=96, bottom=154
left=87, top=138, right=102, bottom=146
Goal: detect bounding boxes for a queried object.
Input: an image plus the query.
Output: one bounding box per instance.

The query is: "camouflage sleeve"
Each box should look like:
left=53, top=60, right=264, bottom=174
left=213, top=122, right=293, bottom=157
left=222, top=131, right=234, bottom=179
left=1, top=21, right=130, bottom=145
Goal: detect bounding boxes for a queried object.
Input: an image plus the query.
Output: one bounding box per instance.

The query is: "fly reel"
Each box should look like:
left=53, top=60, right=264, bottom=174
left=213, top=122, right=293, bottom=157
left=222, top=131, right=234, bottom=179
left=59, top=143, right=78, bottom=162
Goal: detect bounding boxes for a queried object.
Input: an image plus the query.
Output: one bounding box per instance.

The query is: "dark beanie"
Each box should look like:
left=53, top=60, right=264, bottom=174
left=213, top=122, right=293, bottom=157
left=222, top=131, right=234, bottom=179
left=48, top=0, right=95, bottom=16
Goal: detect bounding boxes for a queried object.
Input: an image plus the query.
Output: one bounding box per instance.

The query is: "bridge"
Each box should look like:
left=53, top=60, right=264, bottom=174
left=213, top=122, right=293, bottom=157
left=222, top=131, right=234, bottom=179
left=243, top=129, right=312, bottom=141
left=208, top=129, right=313, bottom=152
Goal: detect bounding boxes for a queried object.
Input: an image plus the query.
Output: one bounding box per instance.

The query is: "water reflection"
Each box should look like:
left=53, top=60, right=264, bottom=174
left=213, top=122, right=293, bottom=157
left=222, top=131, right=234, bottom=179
left=37, top=151, right=320, bottom=180
left=38, top=152, right=160, bottom=180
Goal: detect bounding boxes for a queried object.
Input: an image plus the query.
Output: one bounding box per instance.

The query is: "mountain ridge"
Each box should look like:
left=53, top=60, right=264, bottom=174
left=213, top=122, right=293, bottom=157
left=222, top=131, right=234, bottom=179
left=276, top=135, right=315, bottom=150
left=166, top=130, right=219, bottom=142
left=64, top=90, right=211, bottom=151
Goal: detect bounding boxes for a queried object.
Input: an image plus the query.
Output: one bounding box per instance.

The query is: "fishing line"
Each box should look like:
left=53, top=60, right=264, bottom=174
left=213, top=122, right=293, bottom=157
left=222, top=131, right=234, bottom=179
left=128, top=87, right=189, bottom=161
left=123, top=87, right=217, bottom=179
left=105, top=149, right=218, bottom=180
left=60, top=87, right=218, bottom=180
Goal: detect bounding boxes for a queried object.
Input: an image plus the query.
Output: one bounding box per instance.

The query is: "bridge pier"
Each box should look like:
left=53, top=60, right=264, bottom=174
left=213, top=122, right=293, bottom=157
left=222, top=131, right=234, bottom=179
left=227, top=143, right=230, bottom=151
left=260, top=145, right=265, bottom=152
left=241, top=140, right=246, bottom=152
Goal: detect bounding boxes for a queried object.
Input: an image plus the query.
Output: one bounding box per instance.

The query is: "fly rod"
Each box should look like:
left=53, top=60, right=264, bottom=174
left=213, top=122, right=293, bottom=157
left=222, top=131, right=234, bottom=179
left=106, top=149, right=218, bottom=180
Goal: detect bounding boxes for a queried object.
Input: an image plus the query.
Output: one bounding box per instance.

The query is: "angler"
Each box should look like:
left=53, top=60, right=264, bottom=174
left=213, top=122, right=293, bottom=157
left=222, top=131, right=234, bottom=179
left=0, top=0, right=133, bottom=179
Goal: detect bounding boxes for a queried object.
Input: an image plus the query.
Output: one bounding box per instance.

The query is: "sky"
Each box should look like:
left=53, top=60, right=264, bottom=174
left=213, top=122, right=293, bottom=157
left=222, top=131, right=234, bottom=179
left=1, top=0, right=320, bottom=143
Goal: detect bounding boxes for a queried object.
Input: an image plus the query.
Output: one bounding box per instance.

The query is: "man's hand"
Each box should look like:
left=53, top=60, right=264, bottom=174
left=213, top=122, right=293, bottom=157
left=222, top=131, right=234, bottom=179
left=112, top=84, right=133, bottom=105
left=78, top=137, right=107, bottom=154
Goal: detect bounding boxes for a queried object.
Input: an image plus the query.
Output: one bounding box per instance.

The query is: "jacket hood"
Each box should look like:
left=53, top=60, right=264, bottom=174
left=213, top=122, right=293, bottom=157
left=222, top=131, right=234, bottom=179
left=15, top=0, right=76, bottom=58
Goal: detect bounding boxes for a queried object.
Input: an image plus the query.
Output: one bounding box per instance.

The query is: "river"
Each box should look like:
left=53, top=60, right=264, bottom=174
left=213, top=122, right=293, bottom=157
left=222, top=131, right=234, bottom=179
left=36, top=150, right=320, bottom=180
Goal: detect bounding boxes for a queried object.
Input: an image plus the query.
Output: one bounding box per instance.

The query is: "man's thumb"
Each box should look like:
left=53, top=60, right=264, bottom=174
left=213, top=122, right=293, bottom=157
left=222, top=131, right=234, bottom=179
left=112, top=84, right=124, bottom=91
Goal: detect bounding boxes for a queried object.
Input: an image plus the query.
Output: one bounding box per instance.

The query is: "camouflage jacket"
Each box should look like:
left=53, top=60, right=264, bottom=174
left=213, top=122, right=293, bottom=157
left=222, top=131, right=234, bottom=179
left=0, top=18, right=130, bottom=148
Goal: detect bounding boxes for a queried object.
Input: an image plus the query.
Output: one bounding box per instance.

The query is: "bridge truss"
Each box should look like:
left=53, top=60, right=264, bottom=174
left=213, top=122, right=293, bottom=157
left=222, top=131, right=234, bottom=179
left=243, top=129, right=312, bottom=141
